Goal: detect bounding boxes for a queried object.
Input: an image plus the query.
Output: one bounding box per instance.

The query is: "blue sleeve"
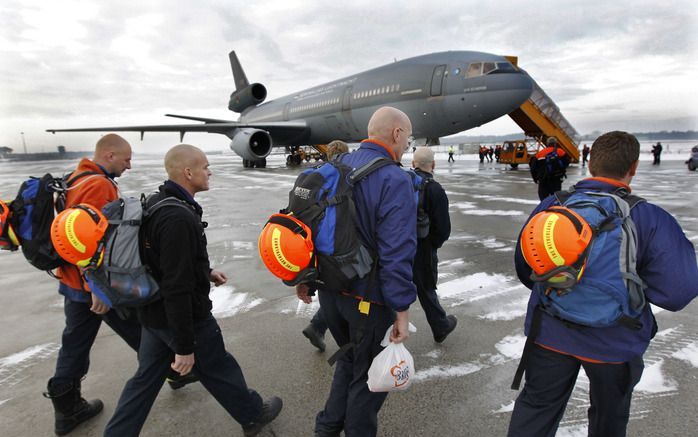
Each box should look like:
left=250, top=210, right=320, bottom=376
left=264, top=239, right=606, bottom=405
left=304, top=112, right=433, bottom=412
left=633, top=203, right=698, bottom=311
left=376, top=169, right=417, bottom=311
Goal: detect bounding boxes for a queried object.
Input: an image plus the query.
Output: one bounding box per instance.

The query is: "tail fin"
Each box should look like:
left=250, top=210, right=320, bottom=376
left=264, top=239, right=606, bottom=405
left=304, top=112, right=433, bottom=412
left=229, top=51, right=249, bottom=91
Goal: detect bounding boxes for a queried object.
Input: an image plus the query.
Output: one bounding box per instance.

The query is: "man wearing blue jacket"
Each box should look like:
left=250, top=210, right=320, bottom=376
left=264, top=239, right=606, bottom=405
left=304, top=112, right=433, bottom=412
left=507, top=131, right=698, bottom=437
left=297, top=106, right=417, bottom=437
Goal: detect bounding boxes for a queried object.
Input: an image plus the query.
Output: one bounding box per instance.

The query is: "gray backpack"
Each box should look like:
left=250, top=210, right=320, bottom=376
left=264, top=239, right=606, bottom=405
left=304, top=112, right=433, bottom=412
left=83, top=195, right=194, bottom=309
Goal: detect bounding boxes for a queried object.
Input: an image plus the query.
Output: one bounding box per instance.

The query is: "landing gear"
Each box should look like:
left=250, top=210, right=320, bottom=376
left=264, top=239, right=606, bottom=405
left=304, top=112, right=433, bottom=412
left=286, top=154, right=302, bottom=166
left=242, top=158, right=267, bottom=168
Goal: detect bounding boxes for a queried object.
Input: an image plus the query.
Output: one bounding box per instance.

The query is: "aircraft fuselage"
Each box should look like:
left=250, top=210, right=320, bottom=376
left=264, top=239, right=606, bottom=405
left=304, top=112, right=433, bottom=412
left=239, top=51, right=533, bottom=145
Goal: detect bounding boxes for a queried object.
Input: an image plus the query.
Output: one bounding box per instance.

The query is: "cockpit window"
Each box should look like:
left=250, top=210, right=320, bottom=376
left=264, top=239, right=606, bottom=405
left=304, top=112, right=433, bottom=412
left=496, top=62, right=516, bottom=72
left=466, top=62, right=482, bottom=77
left=483, top=62, right=496, bottom=74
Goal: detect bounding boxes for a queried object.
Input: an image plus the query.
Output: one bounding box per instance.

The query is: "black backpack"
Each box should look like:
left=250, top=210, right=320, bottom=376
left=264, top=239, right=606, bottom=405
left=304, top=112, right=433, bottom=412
left=10, top=171, right=100, bottom=271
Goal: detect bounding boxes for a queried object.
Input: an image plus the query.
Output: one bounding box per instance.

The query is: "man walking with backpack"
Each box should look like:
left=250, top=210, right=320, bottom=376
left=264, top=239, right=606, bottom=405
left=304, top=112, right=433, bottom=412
left=411, top=147, right=457, bottom=343
left=43, top=134, right=144, bottom=436
left=508, top=131, right=698, bottom=437
left=104, top=144, right=282, bottom=437
left=530, top=137, right=570, bottom=200
left=296, top=107, right=417, bottom=437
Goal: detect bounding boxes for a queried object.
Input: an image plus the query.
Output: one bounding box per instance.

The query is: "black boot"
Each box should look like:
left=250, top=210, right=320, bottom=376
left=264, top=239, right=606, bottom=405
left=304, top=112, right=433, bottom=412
left=242, top=396, right=283, bottom=437
left=43, top=378, right=103, bottom=436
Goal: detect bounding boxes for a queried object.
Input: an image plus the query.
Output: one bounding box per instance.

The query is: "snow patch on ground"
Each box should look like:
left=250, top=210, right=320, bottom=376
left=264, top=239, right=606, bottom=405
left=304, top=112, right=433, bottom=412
left=635, top=360, right=677, bottom=393
left=210, top=285, right=264, bottom=318
left=672, top=342, right=698, bottom=367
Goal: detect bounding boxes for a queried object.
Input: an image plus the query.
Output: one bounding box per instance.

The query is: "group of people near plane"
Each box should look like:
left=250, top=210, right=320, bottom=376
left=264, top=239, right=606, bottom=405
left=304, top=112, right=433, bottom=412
left=14, top=106, right=698, bottom=437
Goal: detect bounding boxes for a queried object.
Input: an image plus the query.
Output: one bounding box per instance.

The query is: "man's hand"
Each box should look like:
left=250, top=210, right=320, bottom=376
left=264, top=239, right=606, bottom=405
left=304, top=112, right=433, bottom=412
left=171, top=353, right=195, bottom=376
left=90, top=293, right=109, bottom=315
left=390, top=310, right=410, bottom=344
left=296, top=283, right=313, bottom=304
left=210, top=269, right=228, bottom=286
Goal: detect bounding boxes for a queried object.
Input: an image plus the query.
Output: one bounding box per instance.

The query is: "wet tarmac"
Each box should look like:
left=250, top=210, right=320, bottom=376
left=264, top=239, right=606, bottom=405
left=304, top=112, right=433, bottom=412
left=0, top=151, right=696, bottom=436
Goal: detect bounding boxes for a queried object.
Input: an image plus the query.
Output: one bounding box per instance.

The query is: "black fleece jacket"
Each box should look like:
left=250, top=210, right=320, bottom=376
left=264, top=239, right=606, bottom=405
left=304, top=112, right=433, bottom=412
left=138, top=181, right=212, bottom=355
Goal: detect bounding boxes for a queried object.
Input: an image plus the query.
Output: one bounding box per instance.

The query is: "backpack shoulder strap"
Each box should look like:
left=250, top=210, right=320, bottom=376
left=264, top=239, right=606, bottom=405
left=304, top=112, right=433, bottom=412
left=553, top=188, right=574, bottom=205
left=64, top=171, right=102, bottom=187
left=144, top=196, right=196, bottom=218
left=348, top=157, right=397, bottom=184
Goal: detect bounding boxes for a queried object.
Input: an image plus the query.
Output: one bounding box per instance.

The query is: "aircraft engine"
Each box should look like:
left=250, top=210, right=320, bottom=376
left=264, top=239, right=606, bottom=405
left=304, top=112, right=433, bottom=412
left=228, top=83, right=267, bottom=113
left=229, top=128, right=272, bottom=160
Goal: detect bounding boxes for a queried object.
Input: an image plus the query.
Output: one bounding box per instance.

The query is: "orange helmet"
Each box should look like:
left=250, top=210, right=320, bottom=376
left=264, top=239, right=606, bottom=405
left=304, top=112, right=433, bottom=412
left=51, top=204, right=108, bottom=267
left=0, top=200, right=20, bottom=250
left=520, top=206, right=593, bottom=288
left=258, top=213, right=315, bottom=284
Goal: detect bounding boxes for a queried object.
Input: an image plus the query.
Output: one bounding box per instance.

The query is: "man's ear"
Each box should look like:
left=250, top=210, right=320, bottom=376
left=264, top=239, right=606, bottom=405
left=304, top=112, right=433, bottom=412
left=431, top=160, right=436, bottom=172
left=628, top=160, right=639, bottom=177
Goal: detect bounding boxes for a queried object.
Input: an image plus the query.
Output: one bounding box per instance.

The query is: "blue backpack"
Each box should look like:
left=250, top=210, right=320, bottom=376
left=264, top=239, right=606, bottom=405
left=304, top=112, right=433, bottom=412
left=9, top=171, right=100, bottom=271
left=272, top=155, right=396, bottom=291
left=532, top=188, right=646, bottom=329
left=512, top=188, right=647, bottom=390
left=405, top=169, right=430, bottom=239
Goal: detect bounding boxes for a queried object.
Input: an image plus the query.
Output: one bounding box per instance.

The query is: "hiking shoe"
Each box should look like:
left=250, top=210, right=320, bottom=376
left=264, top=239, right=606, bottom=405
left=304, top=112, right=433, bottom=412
left=167, top=372, right=200, bottom=390
left=302, top=324, right=326, bottom=352
left=242, top=396, right=283, bottom=437
left=434, top=315, right=458, bottom=343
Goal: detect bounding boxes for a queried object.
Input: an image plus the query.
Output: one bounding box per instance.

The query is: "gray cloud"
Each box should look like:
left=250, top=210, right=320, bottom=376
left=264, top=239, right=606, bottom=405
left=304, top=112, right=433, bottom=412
left=1, top=0, right=696, bottom=151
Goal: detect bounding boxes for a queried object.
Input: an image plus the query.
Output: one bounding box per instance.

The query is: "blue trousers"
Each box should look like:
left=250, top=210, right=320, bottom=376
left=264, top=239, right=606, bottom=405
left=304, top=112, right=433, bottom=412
left=315, top=291, right=394, bottom=437
left=53, top=297, right=141, bottom=386
left=508, top=344, right=644, bottom=437
left=104, top=316, right=263, bottom=436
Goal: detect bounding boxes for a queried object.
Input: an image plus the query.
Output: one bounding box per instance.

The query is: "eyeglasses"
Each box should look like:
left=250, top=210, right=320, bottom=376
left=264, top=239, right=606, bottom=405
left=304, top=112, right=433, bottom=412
left=397, top=127, right=414, bottom=145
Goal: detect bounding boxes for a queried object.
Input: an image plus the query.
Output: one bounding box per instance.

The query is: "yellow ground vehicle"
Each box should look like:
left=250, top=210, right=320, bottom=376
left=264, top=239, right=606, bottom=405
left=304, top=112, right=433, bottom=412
left=498, top=140, right=541, bottom=169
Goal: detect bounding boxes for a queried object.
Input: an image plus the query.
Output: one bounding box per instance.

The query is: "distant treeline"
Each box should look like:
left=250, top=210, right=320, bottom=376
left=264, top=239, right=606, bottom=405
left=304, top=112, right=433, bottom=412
left=447, top=130, right=697, bottom=144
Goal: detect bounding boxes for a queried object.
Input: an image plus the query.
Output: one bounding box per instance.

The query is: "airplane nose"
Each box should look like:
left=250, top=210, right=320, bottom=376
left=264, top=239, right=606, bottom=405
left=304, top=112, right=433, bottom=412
left=477, top=71, right=534, bottom=124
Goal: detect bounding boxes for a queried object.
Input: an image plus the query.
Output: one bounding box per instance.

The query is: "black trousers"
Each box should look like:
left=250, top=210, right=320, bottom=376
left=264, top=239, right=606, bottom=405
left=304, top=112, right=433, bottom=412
left=104, top=316, right=263, bottom=436
left=537, top=178, right=563, bottom=200
left=315, top=291, right=394, bottom=437
left=53, top=297, right=141, bottom=386
left=508, top=344, right=644, bottom=437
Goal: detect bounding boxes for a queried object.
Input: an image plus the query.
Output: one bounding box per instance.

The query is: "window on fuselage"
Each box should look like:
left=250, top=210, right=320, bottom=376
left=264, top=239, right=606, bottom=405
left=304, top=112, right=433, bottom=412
left=483, top=62, right=496, bottom=74
left=466, top=62, right=482, bottom=77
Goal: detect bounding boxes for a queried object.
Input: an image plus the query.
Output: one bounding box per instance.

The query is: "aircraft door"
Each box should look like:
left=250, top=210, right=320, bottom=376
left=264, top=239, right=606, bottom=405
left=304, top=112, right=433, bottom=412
left=430, top=64, right=446, bottom=96
left=283, top=102, right=291, bottom=121
left=341, top=86, right=359, bottom=135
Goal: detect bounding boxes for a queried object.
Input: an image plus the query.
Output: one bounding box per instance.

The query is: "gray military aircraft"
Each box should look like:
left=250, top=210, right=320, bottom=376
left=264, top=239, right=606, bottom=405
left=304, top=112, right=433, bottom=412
left=48, top=50, right=534, bottom=167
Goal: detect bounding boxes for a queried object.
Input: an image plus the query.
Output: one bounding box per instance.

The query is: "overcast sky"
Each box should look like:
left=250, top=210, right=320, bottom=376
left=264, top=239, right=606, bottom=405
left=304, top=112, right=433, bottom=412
left=1, top=0, right=696, bottom=153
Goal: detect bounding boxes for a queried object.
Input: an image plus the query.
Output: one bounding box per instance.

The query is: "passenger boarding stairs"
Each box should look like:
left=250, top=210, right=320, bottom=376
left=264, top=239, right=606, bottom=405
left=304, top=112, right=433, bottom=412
left=506, top=58, right=581, bottom=162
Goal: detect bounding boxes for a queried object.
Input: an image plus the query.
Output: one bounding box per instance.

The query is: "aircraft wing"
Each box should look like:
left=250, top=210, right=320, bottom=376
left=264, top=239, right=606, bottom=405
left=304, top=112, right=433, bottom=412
left=46, top=119, right=308, bottom=140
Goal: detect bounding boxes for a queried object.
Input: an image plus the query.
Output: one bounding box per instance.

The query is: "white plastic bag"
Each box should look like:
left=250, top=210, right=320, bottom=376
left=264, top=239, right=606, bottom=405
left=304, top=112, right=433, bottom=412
left=367, top=323, right=417, bottom=392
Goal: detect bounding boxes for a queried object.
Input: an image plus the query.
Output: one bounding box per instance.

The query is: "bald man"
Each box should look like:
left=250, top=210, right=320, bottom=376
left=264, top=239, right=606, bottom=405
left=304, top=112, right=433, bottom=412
left=104, top=145, right=282, bottom=437
left=411, top=147, right=456, bottom=342
left=44, top=134, right=144, bottom=436
left=297, top=107, right=417, bottom=437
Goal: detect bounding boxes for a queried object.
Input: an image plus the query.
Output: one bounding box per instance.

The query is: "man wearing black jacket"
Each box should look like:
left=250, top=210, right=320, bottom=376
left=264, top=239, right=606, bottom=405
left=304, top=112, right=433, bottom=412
left=412, top=147, right=457, bottom=342
left=104, top=144, right=282, bottom=437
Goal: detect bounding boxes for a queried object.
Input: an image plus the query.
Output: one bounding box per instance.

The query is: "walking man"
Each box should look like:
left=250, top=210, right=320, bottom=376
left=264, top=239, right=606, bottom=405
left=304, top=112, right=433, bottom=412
left=297, top=107, right=417, bottom=437
left=508, top=131, right=698, bottom=436
left=104, top=144, right=282, bottom=437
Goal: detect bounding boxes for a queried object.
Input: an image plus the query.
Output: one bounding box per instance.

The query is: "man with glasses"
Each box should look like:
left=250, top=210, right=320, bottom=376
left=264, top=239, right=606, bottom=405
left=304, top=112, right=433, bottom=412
left=296, top=106, right=417, bottom=437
